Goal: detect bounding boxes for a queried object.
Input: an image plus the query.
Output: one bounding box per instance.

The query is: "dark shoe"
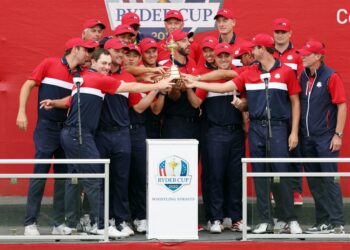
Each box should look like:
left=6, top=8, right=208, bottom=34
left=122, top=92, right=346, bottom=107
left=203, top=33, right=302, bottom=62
left=305, top=223, right=331, bottom=234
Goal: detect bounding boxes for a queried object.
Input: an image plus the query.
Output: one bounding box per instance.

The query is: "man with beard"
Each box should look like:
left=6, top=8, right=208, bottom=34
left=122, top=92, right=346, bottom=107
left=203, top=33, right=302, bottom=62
left=161, top=29, right=199, bottom=139
left=16, top=38, right=98, bottom=236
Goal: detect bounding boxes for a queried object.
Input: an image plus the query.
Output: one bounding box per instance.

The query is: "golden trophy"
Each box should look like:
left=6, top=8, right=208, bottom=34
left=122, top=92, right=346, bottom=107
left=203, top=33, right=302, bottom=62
left=166, top=35, right=182, bottom=82
left=169, top=159, right=178, bottom=176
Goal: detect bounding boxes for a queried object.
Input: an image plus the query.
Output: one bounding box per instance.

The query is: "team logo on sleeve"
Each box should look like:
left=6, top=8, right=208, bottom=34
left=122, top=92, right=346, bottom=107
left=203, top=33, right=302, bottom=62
left=156, top=155, right=192, bottom=192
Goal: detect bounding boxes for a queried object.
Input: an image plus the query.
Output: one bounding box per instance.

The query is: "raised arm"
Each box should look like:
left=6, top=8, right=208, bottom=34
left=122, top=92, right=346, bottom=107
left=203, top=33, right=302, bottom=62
left=150, top=92, right=166, bottom=115
left=116, top=76, right=174, bottom=93
left=132, top=91, right=159, bottom=114
left=186, top=88, right=203, bottom=109
left=185, top=78, right=237, bottom=93
left=124, top=65, right=168, bottom=76
left=39, top=96, right=70, bottom=110
left=200, top=69, right=238, bottom=81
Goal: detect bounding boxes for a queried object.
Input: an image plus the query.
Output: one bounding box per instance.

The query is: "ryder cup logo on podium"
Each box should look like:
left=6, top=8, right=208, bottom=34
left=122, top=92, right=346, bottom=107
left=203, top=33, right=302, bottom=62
left=105, top=0, right=222, bottom=40
left=146, top=139, right=198, bottom=239
left=157, top=156, right=192, bottom=192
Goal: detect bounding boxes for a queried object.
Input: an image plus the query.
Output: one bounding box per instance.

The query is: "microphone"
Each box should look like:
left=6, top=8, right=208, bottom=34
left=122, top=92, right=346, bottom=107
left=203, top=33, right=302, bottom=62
left=260, top=72, right=272, bottom=139
left=73, top=73, right=84, bottom=87
left=260, top=73, right=271, bottom=87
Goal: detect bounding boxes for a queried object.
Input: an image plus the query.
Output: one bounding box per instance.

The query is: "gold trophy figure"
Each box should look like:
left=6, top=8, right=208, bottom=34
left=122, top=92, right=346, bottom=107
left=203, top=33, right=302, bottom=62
left=169, top=159, right=178, bottom=176
left=166, top=35, right=182, bottom=83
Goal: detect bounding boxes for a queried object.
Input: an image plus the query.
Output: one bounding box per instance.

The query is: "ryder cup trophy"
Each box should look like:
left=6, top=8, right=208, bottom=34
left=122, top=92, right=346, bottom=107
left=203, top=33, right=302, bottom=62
left=167, top=36, right=182, bottom=85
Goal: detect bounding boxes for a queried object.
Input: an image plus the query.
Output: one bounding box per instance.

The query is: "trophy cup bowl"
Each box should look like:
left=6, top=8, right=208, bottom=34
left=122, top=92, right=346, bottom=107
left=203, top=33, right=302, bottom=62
left=167, top=35, right=182, bottom=87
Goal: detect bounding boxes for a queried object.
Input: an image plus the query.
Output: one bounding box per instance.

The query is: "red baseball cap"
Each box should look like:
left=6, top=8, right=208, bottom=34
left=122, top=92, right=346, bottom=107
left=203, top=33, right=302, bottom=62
left=126, top=44, right=141, bottom=55
left=139, top=38, right=158, bottom=52
left=273, top=18, right=291, bottom=32
left=201, top=36, right=219, bottom=50
left=214, top=8, right=235, bottom=20
left=113, top=24, right=136, bottom=36
left=234, top=41, right=254, bottom=58
left=297, top=40, right=326, bottom=56
left=83, top=19, right=106, bottom=30
left=121, top=12, right=140, bottom=26
left=104, top=38, right=129, bottom=50
left=165, top=10, right=184, bottom=21
left=251, top=33, right=275, bottom=48
left=65, top=38, right=99, bottom=50
left=167, top=29, right=193, bottom=42
left=214, top=43, right=233, bottom=56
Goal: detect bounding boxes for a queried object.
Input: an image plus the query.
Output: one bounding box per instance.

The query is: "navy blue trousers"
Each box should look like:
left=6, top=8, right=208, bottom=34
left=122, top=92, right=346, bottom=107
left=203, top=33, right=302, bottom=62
left=24, top=119, right=67, bottom=227
left=95, top=127, right=131, bottom=225
left=161, top=116, right=199, bottom=139
left=249, top=121, right=295, bottom=223
left=61, top=127, right=105, bottom=229
left=129, top=126, right=147, bottom=221
left=204, top=125, right=245, bottom=223
left=145, top=120, right=161, bottom=139
left=301, top=132, right=344, bottom=226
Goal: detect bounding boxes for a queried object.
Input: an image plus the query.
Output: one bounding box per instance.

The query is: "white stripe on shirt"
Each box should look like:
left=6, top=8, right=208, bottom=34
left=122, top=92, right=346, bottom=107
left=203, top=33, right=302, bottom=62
left=42, top=77, right=72, bottom=90
left=285, top=63, right=297, bottom=70
left=207, top=92, right=235, bottom=98
left=245, top=82, right=288, bottom=91
left=72, top=87, right=105, bottom=99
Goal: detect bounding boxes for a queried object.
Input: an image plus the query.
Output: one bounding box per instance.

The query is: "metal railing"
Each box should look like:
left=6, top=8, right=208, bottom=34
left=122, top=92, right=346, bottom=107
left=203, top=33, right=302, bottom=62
left=0, top=159, right=110, bottom=242
left=242, top=158, right=350, bottom=241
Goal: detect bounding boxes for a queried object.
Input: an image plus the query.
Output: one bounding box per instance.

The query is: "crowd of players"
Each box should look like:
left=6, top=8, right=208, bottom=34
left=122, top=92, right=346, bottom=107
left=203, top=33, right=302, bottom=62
left=16, top=7, right=347, bottom=238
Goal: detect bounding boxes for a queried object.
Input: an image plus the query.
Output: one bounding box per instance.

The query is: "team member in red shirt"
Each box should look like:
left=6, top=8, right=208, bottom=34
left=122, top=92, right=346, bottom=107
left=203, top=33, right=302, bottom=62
left=186, top=34, right=303, bottom=234
left=40, top=49, right=174, bottom=238
left=113, top=24, right=136, bottom=45
left=273, top=17, right=304, bottom=206
left=161, top=29, right=199, bottom=139
left=157, top=10, right=201, bottom=65
left=16, top=38, right=98, bottom=236
left=82, top=19, right=106, bottom=42
left=197, top=8, right=246, bottom=68
left=298, top=41, right=347, bottom=234
left=273, top=18, right=303, bottom=76
left=233, top=41, right=255, bottom=67
left=187, top=43, right=247, bottom=233
left=121, top=12, right=146, bottom=44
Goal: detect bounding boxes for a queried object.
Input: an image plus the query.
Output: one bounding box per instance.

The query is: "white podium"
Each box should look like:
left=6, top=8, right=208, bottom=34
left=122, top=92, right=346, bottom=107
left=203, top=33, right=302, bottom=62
left=146, top=139, right=198, bottom=240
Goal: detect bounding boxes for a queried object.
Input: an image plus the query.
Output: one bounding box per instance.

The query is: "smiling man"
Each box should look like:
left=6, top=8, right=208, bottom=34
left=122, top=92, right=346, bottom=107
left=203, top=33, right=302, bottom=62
left=39, top=48, right=174, bottom=238
left=187, top=43, right=246, bottom=233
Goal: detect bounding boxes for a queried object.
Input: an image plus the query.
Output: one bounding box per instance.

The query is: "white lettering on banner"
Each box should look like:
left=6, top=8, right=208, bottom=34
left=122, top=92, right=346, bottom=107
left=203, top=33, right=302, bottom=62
left=151, top=197, right=195, bottom=201
left=337, top=8, right=350, bottom=24
left=105, top=1, right=221, bottom=31
left=156, top=176, right=192, bottom=185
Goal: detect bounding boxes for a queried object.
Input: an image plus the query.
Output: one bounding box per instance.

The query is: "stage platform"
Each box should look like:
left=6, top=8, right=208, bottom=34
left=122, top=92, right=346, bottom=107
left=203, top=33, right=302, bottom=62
left=0, top=235, right=350, bottom=250
left=1, top=197, right=350, bottom=249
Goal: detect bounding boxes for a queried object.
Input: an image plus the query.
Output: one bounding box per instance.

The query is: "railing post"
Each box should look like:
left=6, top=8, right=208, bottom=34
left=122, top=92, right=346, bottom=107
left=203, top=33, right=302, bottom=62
left=104, top=162, right=110, bottom=242
left=242, top=161, right=248, bottom=241
left=0, top=159, right=110, bottom=242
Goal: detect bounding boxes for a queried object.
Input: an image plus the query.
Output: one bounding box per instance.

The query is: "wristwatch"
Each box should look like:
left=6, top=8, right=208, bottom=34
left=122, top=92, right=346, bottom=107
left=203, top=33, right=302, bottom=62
left=335, top=131, right=343, bottom=138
